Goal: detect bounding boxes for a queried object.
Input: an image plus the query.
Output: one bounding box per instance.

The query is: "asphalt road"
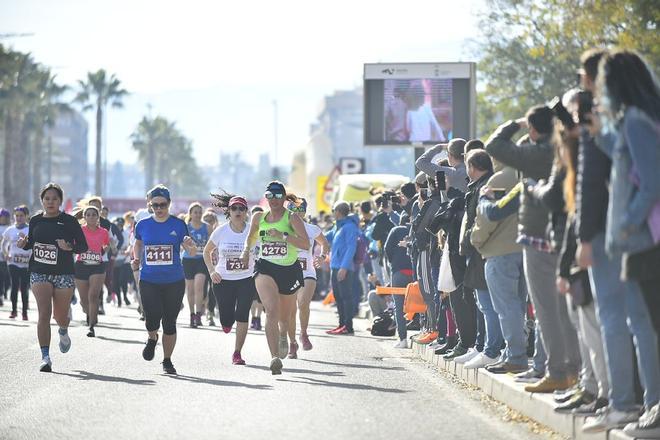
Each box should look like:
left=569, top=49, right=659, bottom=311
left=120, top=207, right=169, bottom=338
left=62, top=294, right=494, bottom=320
left=0, top=296, right=550, bottom=440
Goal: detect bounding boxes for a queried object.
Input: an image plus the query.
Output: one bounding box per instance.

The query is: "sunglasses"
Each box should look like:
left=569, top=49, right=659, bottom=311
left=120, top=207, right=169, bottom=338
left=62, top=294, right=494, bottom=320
left=230, top=205, right=246, bottom=212
left=150, top=202, right=169, bottom=209
left=265, top=192, right=285, bottom=200
left=289, top=206, right=306, bottom=213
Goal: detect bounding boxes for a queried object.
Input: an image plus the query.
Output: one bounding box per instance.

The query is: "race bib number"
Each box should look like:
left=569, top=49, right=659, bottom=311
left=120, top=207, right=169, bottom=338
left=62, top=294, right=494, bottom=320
left=226, top=257, right=246, bottom=272
left=12, top=254, right=30, bottom=265
left=262, top=242, right=287, bottom=259
left=298, top=258, right=307, bottom=271
left=34, top=242, right=58, bottom=265
left=80, top=251, right=102, bottom=265
left=145, top=245, right=173, bottom=266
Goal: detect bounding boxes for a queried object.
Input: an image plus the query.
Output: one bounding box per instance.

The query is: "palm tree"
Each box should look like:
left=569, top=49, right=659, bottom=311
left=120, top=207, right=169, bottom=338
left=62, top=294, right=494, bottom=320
left=74, top=69, right=128, bottom=196
left=30, top=71, right=69, bottom=206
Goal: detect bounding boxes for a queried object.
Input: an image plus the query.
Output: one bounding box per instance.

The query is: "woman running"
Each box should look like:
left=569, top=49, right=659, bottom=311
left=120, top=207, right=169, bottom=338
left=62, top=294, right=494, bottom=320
left=75, top=206, right=112, bottom=337
left=3, top=205, right=32, bottom=320
left=203, top=193, right=255, bottom=365
left=131, top=185, right=196, bottom=374
left=182, top=202, right=211, bottom=328
left=17, top=183, right=88, bottom=372
left=286, top=198, right=330, bottom=358
left=241, top=181, right=309, bottom=374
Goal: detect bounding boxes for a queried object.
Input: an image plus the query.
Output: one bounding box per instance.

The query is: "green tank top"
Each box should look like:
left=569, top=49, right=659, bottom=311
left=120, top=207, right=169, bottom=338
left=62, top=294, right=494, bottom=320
left=258, top=210, right=298, bottom=266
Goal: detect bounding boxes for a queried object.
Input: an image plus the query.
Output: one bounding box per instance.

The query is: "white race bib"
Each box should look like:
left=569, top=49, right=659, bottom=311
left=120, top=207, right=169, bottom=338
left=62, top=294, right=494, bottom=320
left=34, top=242, right=58, bottom=265
left=145, top=245, right=173, bottom=266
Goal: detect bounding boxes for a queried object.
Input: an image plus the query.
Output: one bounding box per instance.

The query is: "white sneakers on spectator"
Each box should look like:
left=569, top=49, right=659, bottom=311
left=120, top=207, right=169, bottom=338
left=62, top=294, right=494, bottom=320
left=464, top=352, right=498, bottom=369
left=582, top=408, right=639, bottom=433
left=453, top=347, right=480, bottom=364
left=623, top=403, right=660, bottom=438
left=393, top=339, right=408, bottom=349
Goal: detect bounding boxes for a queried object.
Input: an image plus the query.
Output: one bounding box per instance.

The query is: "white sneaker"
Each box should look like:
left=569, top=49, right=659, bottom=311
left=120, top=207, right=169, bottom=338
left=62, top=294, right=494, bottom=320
left=393, top=339, right=408, bottom=349
left=623, top=404, right=660, bottom=438
left=453, top=347, right=480, bottom=364
left=39, top=356, right=52, bottom=372
left=464, top=352, right=499, bottom=369
left=58, top=331, right=71, bottom=353
left=582, top=408, right=639, bottom=433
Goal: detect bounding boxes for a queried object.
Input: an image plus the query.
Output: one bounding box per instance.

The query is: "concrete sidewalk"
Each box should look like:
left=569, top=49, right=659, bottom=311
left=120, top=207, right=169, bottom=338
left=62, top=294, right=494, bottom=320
left=411, top=340, right=638, bottom=440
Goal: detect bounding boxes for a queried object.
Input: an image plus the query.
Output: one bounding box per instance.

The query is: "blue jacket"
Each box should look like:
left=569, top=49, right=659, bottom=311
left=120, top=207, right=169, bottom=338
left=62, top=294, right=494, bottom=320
left=599, top=107, right=660, bottom=255
left=325, top=214, right=360, bottom=270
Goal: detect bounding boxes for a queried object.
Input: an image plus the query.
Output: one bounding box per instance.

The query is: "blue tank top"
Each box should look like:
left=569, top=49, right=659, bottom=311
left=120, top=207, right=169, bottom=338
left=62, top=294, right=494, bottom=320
left=183, top=222, right=208, bottom=259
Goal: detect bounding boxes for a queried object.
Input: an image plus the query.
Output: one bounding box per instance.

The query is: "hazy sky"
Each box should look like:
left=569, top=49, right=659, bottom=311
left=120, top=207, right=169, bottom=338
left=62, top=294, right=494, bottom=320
left=1, top=0, right=481, bottom=167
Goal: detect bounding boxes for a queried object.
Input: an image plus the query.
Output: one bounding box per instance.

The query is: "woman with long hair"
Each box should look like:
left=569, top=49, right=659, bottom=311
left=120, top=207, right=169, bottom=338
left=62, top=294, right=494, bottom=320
left=203, top=191, right=255, bottom=365
left=241, top=181, right=309, bottom=374
left=581, top=49, right=660, bottom=435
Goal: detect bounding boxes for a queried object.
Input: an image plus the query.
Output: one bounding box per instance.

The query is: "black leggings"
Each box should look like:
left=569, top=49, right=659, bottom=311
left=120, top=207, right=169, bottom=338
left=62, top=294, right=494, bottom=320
left=212, top=277, right=255, bottom=328
left=0, top=261, right=9, bottom=299
left=8, top=265, right=29, bottom=313
left=139, top=279, right=186, bottom=335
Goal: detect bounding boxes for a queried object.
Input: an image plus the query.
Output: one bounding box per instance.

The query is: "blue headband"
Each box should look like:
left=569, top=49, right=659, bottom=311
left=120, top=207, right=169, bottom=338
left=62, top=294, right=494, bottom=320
left=148, top=186, right=171, bottom=201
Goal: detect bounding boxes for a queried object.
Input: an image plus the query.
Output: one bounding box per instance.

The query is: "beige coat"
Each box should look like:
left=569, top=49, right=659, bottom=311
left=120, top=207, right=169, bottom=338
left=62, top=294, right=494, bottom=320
left=470, top=163, right=521, bottom=258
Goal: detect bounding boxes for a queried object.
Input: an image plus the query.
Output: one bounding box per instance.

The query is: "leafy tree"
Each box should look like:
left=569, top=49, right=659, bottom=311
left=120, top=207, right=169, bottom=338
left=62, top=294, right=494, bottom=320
left=74, top=69, right=128, bottom=196
left=131, top=115, right=207, bottom=198
left=474, top=0, right=660, bottom=138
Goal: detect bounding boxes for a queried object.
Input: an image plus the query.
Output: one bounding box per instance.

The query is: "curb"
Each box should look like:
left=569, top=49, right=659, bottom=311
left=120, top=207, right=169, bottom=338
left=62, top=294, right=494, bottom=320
left=411, top=341, right=638, bottom=440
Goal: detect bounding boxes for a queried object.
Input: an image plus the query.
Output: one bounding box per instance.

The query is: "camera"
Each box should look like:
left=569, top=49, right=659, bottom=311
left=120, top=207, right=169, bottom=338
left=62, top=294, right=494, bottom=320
left=576, top=90, right=593, bottom=125
left=549, top=96, right=576, bottom=129
left=435, top=170, right=446, bottom=191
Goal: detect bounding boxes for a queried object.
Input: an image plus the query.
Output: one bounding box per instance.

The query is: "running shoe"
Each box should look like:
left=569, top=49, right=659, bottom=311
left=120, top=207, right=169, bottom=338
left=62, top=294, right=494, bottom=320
left=254, top=317, right=262, bottom=331
left=161, top=358, right=177, bottom=375
left=232, top=351, right=246, bottom=365
left=278, top=335, right=288, bottom=359
left=288, top=342, right=299, bottom=359
left=87, top=327, right=95, bottom=338
left=58, top=329, right=71, bottom=353
left=142, top=336, right=158, bottom=361
left=71, top=294, right=77, bottom=305
left=22, top=311, right=28, bottom=321
left=222, top=326, right=232, bottom=334
left=208, top=316, right=216, bottom=327
left=39, top=356, right=52, bottom=373
left=195, top=312, right=203, bottom=327
left=9, top=311, right=17, bottom=319
left=337, top=327, right=354, bottom=335
left=124, top=296, right=131, bottom=306
left=190, top=313, right=197, bottom=328
left=250, top=317, right=257, bottom=329
left=327, top=325, right=346, bottom=335
left=270, top=357, right=283, bottom=375
left=300, top=334, right=313, bottom=351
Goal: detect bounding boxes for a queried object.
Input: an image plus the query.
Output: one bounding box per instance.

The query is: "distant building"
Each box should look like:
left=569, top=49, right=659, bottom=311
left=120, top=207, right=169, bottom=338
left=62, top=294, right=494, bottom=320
left=47, top=110, right=89, bottom=202
left=305, top=88, right=414, bottom=213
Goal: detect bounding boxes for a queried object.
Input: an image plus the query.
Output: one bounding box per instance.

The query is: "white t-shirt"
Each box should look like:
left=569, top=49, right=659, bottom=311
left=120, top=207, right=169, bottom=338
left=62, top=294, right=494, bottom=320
left=209, top=222, right=255, bottom=280
left=0, top=225, right=8, bottom=262
left=298, top=223, right=322, bottom=277
left=3, top=224, right=32, bottom=268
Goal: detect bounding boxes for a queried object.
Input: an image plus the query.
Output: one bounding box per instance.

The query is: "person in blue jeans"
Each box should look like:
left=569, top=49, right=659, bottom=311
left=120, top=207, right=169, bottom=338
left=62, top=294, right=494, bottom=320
left=580, top=49, right=660, bottom=434
left=471, top=158, right=528, bottom=373
left=385, top=214, right=415, bottom=348
left=325, top=201, right=359, bottom=335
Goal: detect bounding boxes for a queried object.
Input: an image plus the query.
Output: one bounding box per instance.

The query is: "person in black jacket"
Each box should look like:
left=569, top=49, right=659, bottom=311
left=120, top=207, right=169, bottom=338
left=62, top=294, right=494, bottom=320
left=18, top=183, right=88, bottom=372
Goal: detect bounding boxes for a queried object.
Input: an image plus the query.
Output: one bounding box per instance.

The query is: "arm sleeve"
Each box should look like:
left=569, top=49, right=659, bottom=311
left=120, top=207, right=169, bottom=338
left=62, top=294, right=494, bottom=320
left=484, top=121, right=526, bottom=169
left=622, top=113, right=660, bottom=230
left=479, top=193, right=520, bottom=222
left=23, top=218, right=35, bottom=250
left=415, top=143, right=445, bottom=175
left=558, top=218, right=577, bottom=279
left=384, top=229, right=397, bottom=262
left=70, top=218, right=88, bottom=254
left=576, top=132, right=610, bottom=242
left=532, top=165, right=566, bottom=213
left=135, top=222, right=143, bottom=241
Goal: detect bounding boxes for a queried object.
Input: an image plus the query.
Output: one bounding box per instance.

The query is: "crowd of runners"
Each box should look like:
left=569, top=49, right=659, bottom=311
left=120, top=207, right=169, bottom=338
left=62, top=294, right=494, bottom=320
left=1, top=47, right=659, bottom=438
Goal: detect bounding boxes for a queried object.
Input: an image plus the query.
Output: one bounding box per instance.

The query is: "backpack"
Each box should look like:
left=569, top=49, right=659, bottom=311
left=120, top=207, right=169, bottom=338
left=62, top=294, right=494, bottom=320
left=353, top=232, right=369, bottom=265
left=370, top=310, right=396, bottom=337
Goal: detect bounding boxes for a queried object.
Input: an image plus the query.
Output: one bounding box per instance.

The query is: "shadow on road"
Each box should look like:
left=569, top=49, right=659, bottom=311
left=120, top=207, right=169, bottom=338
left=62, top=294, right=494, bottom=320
left=278, top=376, right=409, bottom=393
left=0, top=321, right=30, bottom=328
left=52, top=370, right=156, bottom=386
left=96, top=335, right=144, bottom=345
left=95, top=323, right=146, bottom=333
left=167, top=374, right=273, bottom=390
left=245, top=365, right=344, bottom=377
left=299, top=358, right=405, bottom=371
